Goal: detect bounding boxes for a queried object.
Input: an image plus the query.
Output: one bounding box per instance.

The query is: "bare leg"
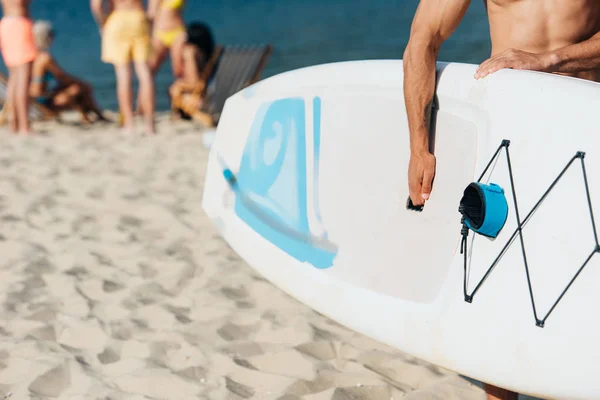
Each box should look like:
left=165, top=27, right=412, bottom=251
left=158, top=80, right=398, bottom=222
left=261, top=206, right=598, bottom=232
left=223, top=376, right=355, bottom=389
left=484, top=384, right=519, bottom=400
left=79, top=82, right=107, bottom=121
left=6, top=69, right=17, bottom=133
left=148, top=36, right=169, bottom=76
left=169, top=33, right=187, bottom=79
left=181, top=92, right=205, bottom=115
left=82, top=95, right=107, bottom=122
left=169, top=80, right=183, bottom=119
left=136, top=37, right=167, bottom=115
left=14, top=63, right=32, bottom=134
left=114, top=64, right=134, bottom=133
left=0, top=103, right=9, bottom=127
left=134, top=61, right=155, bottom=134
left=73, top=103, right=92, bottom=124
left=50, top=83, right=92, bottom=124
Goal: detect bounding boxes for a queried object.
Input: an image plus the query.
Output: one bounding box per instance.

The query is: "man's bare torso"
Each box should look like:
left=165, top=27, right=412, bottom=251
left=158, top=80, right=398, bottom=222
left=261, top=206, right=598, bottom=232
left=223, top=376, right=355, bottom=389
left=0, top=0, right=31, bottom=17
left=487, top=0, right=600, bottom=81
left=108, top=0, right=145, bottom=11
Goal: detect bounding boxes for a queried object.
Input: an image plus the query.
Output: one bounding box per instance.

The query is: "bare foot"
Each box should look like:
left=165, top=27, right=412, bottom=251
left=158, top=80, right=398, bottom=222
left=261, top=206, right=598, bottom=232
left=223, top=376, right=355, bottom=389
left=121, top=124, right=135, bottom=135
left=145, top=121, right=156, bottom=135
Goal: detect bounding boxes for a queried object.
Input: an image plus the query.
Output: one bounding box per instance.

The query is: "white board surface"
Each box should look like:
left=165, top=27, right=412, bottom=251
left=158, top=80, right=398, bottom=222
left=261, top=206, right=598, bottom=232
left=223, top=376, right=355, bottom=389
left=202, top=60, right=600, bottom=399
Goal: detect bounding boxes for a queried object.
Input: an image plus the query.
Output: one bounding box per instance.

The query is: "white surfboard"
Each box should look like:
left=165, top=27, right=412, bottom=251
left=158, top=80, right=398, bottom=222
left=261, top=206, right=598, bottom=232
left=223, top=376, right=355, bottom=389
left=202, top=60, right=600, bottom=399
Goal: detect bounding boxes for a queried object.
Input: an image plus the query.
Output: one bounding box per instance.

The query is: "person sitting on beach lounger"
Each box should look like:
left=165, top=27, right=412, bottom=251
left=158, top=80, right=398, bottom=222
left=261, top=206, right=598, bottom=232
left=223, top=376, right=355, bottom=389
left=0, top=0, right=37, bottom=134
left=168, top=22, right=217, bottom=125
left=29, top=21, right=108, bottom=124
left=91, top=0, right=155, bottom=134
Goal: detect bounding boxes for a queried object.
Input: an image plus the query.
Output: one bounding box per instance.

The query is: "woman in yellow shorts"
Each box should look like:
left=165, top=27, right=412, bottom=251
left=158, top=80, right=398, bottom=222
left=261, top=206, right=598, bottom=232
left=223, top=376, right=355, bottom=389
left=148, top=0, right=187, bottom=77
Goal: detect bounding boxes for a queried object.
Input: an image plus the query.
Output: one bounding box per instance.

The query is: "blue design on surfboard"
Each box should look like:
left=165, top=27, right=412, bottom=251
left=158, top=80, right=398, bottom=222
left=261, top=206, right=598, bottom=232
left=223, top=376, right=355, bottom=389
left=232, top=96, right=337, bottom=269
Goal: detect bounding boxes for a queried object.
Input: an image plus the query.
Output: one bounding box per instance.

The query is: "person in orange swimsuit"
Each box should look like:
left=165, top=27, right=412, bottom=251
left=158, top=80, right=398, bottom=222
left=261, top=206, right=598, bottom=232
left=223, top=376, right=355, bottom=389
left=0, top=0, right=38, bottom=134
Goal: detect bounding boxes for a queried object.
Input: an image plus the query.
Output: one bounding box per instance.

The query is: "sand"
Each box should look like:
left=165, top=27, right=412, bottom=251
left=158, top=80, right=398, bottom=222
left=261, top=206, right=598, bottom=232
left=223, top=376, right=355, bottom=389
left=0, top=112, right=503, bottom=399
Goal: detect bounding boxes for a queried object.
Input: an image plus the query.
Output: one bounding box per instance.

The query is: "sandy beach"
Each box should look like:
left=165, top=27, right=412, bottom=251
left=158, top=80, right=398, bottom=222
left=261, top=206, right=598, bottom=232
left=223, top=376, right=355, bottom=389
left=0, top=113, right=492, bottom=400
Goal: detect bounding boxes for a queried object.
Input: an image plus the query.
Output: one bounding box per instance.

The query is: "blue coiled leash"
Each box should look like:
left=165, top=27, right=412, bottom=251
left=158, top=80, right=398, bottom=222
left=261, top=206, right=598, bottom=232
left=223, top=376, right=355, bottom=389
left=459, top=182, right=509, bottom=239
left=458, top=180, right=509, bottom=304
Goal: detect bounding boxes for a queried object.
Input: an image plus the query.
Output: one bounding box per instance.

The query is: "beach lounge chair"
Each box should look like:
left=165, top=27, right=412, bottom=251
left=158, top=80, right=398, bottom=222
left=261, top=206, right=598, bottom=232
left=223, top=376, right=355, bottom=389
left=0, top=73, right=58, bottom=126
left=171, top=44, right=273, bottom=127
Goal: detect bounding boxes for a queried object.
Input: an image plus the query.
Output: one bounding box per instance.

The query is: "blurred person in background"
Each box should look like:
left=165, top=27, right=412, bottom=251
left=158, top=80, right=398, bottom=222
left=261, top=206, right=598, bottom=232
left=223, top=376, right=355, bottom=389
left=0, top=0, right=37, bottom=134
left=30, top=20, right=108, bottom=124
left=91, top=0, right=155, bottom=134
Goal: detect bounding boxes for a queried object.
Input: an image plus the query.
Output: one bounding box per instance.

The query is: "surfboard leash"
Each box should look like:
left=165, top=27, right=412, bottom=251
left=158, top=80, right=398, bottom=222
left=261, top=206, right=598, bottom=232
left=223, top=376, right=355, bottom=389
left=459, top=140, right=600, bottom=328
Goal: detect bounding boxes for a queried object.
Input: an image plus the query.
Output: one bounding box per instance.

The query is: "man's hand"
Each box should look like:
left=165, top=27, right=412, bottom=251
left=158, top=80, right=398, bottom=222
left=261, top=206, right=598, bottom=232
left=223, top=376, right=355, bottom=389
left=408, top=151, right=436, bottom=207
left=475, top=49, right=552, bottom=79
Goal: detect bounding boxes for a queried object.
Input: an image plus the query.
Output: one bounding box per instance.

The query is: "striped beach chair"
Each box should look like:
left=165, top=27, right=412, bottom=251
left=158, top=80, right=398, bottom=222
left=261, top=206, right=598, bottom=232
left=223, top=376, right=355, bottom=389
left=171, top=44, right=273, bottom=127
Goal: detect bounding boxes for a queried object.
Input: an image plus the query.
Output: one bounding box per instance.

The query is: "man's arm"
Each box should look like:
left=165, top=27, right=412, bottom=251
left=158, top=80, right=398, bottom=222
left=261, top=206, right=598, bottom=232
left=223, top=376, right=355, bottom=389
left=147, top=0, right=161, bottom=22
left=476, top=31, right=600, bottom=79
left=543, top=30, right=600, bottom=73
left=548, top=31, right=600, bottom=72
left=404, top=0, right=471, bottom=207
left=90, top=0, right=106, bottom=29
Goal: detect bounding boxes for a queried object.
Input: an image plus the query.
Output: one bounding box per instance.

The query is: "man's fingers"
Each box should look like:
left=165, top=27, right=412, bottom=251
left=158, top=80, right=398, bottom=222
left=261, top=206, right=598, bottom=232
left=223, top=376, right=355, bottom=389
left=476, top=54, right=511, bottom=78
left=475, top=62, right=490, bottom=78
left=476, top=63, right=500, bottom=78
left=478, top=55, right=521, bottom=78
left=421, top=169, right=434, bottom=200
left=409, top=176, right=424, bottom=206
left=409, top=186, right=424, bottom=206
left=476, top=55, right=498, bottom=75
left=410, top=195, right=424, bottom=206
left=478, top=57, right=493, bottom=70
left=410, top=197, right=424, bottom=207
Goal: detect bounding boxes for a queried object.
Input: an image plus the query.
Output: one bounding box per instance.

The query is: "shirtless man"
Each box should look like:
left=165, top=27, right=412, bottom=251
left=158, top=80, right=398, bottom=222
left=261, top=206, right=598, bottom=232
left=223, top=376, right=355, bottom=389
left=405, top=0, right=600, bottom=208
left=404, top=1, right=600, bottom=399
left=90, top=0, right=155, bottom=134
left=0, top=0, right=37, bottom=134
